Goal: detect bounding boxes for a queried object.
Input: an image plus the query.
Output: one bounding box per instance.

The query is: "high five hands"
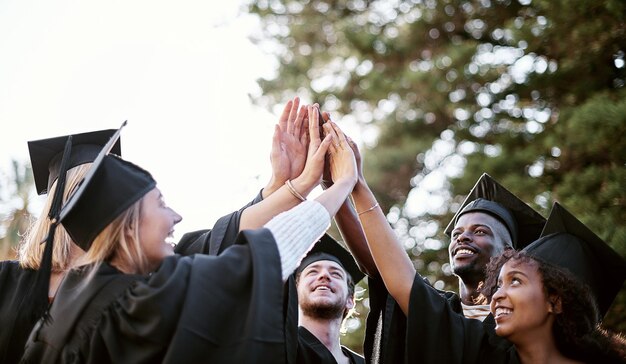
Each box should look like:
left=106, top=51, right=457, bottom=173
left=265, top=99, right=356, bottom=197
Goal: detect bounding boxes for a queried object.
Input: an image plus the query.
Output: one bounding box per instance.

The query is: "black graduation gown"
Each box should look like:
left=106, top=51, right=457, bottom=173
left=0, top=193, right=261, bottom=364
left=297, top=326, right=365, bottom=364
left=362, top=276, right=407, bottom=364
left=21, top=229, right=286, bottom=364
left=364, top=274, right=516, bottom=364
left=0, top=262, right=42, bottom=364
left=404, top=273, right=520, bottom=363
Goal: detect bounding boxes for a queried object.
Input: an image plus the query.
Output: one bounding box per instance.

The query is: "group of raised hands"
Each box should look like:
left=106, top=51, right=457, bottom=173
left=261, top=97, right=362, bottom=216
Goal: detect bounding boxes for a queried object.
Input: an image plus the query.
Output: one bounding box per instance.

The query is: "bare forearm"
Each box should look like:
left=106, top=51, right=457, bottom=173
left=314, top=179, right=355, bottom=218
left=351, top=180, right=415, bottom=315
left=334, top=198, right=378, bottom=277
left=240, top=176, right=316, bottom=230
left=261, top=178, right=282, bottom=199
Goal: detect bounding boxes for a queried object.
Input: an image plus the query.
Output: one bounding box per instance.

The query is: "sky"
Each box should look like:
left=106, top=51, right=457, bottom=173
left=0, top=0, right=287, bottom=241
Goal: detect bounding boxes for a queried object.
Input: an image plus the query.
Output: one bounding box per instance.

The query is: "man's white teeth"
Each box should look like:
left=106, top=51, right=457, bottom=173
left=457, top=248, right=475, bottom=255
left=495, top=307, right=512, bottom=317
left=315, top=286, right=330, bottom=291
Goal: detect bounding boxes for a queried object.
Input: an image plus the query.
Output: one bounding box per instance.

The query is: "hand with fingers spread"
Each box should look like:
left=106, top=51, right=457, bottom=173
left=263, top=97, right=310, bottom=198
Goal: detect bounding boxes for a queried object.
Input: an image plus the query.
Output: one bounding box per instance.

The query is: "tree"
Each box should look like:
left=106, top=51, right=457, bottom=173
left=246, top=0, right=626, bottom=350
left=0, top=160, right=35, bottom=260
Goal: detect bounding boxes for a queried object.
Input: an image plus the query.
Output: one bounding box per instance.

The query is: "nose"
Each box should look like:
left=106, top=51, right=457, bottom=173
left=491, top=285, right=505, bottom=302
left=171, top=208, right=183, bottom=224
left=316, top=269, right=331, bottom=281
left=456, top=230, right=472, bottom=243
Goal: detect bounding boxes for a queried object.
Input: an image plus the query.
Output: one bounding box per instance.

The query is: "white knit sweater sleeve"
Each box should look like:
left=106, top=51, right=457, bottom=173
left=264, top=200, right=330, bottom=281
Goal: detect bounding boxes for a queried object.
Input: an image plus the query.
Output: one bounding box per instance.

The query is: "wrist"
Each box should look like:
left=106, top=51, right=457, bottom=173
left=320, top=179, right=333, bottom=190
left=353, top=177, right=369, bottom=193
left=290, top=175, right=317, bottom=198
left=263, top=177, right=284, bottom=198
left=331, top=177, right=356, bottom=192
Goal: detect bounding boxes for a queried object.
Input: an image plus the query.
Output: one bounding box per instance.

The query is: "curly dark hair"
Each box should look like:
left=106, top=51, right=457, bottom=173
left=482, top=250, right=626, bottom=363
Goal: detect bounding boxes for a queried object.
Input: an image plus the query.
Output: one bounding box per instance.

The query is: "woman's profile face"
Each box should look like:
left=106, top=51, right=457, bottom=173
left=490, top=259, right=556, bottom=342
left=138, top=188, right=182, bottom=270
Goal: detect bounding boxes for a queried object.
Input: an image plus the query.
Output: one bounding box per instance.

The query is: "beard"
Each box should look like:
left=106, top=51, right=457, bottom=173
left=452, top=258, right=487, bottom=282
left=300, top=297, right=345, bottom=320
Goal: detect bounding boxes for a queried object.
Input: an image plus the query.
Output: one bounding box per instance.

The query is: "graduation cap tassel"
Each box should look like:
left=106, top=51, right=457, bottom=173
left=29, top=136, right=74, bottom=320
left=48, top=135, right=73, bottom=221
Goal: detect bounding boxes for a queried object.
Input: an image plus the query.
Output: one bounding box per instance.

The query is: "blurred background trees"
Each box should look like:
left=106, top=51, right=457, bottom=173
left=0, top=160, right=34, bottom=260
left=246, top=0, right=626, bottom=352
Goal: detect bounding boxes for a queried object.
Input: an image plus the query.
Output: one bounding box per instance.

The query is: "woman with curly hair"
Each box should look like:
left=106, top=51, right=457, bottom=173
left=480, top=202, right=626, bottom=363
left=484, top=248, right=625, bottom=363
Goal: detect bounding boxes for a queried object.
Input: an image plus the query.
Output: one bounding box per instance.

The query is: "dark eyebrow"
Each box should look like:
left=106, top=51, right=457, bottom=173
left=472, top=224, right=492, bottom=230
left=304, top=263, right=345, bottom=275
left=505, top=270, right=529, bottom=279
left=452, top=224, right=492, bottom=232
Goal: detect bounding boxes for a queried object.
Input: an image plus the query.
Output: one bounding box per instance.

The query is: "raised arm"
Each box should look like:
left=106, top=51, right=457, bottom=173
left=240, top=105, right=353, bottom=230
left=262, top=97, right=309, bottom=198
left=319, top=120, right=378, bottom=278
left=350, top=155, right=416, bottom=315
left=262, top=108, right=358, bottom=281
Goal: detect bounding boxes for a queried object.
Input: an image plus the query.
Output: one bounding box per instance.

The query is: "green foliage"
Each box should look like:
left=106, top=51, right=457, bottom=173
left=247, top=0, right=626, bottom=351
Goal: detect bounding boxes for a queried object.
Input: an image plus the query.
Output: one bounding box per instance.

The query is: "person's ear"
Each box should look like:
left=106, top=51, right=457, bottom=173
left=548, top=295, right=562, bottom=314
left=345, top=295, right=355, bottom=311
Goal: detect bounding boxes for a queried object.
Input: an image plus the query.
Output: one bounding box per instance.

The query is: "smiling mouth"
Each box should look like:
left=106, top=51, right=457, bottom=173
left=453, top=247, right=477, bottom=257
left=313, top=285, right=333, bottom=293
left=494, top=307, right=512, bottom=318
left=165, top=231, right=176, bottom=246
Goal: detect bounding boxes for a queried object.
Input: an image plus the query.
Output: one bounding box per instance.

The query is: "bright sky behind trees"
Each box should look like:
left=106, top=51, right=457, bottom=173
left=0, top=0, right=286, bottom=240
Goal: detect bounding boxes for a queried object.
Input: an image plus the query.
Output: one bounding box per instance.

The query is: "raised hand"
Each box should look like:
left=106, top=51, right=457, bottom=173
left=322, top=121, right=357, bottom=187
left=264, top=97, right=309, bottom=197
left=345, top=136, right=365, bottom=184
left=292, top=105, right=333, bottom=188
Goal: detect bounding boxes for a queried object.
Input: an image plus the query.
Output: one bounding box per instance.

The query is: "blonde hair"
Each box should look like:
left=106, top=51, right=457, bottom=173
left=75, top=196, right=151, bottom=275
left=18, top=163, right=92, bottom=272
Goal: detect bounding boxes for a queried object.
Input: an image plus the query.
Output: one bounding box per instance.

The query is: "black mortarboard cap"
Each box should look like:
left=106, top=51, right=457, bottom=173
left=444, top=173, right=546, bottom=249
left=523, top=202, right=626, bottom=317
left=296, top=234, right=365, bottom=283
left=59, top=122, right=156, bottom=251
left=28, top=129, right=122, bottom=195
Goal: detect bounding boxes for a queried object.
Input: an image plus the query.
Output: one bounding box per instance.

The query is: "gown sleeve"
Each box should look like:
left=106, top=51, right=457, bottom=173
left=0, top=262, right=42, bottom=364
left=162, top=228, right=285, bottom=364
left=363, top=276, right=407, bottom=364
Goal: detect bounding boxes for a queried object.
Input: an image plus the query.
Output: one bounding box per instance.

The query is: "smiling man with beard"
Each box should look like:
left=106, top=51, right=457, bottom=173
left=294, top=235, right=365, bottom=364
left=443, top=174, right=547, bottom=321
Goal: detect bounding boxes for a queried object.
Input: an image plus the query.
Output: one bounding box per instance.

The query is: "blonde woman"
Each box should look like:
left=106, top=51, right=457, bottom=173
left=4, top=97, right=309, bottom=364
left=22, top=107, right=357, bottom=363
left=0, top=129, right=119, bottom=364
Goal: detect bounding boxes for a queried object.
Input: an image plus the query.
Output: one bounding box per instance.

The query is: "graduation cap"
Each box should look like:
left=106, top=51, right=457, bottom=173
left=58, top=121, right=156, bottom=251
left=522, top=202, right=626, bottom=318
left=28, top=128, right=122, bottom=195
left=296, top=234, right=365, bottom=284
left=444, top=173, right=546, bottom=249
